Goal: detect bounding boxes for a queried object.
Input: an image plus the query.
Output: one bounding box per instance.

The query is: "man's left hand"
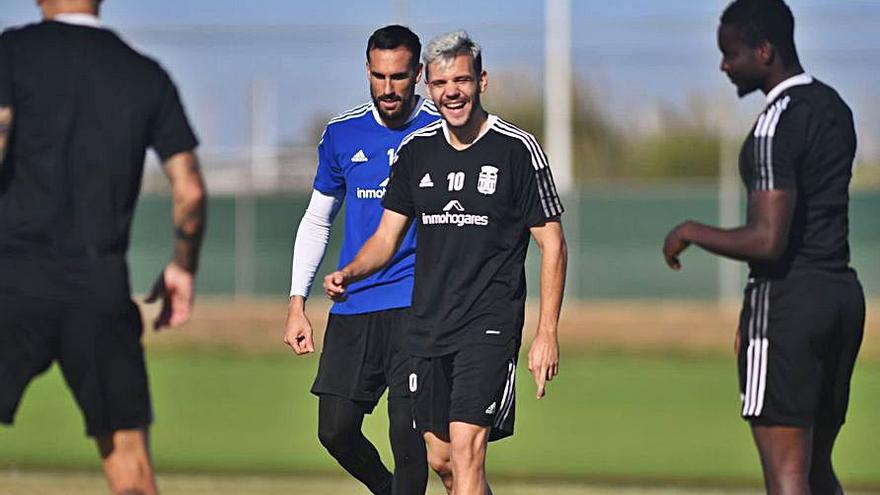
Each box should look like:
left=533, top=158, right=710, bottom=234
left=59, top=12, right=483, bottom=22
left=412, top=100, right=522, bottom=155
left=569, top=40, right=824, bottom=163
left=528, top=332, right=559, bottom=399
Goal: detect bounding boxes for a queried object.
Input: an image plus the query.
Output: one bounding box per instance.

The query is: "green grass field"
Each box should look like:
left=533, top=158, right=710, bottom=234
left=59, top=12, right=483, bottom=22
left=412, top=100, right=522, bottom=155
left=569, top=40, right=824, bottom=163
left=1, top=349, right=878, bottom=491
left=0, top=470, right=817, bottom=495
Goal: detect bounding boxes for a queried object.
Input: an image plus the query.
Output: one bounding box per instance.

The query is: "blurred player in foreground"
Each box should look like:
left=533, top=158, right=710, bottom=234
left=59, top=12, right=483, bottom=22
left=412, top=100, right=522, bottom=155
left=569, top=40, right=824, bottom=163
left=324, top=30, right=567, bottom=495
left=283, top=25, right=439, bottom=495
left=0, top=1, right=205, bottom=493
left=663, top=1, right=864, bottom=493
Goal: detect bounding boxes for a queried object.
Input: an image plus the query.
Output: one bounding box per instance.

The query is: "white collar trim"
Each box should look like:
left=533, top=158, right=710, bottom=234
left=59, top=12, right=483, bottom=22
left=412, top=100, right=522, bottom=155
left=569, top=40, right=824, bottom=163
left=371, top=96, right=426, bottom=128
left=52, top=13, right=102, bottom=28
left=441, top=114, right=497, bottom=149
left=766, top=73, right=813, bottom=104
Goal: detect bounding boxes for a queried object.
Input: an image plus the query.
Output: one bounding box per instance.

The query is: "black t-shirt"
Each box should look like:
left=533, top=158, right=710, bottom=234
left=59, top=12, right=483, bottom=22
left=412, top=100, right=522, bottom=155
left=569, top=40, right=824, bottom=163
left=739, top=78, right=856, bottom=278
left=0, top=21, right=198, bottom=302
left=383, top=115, right=563, bottom=356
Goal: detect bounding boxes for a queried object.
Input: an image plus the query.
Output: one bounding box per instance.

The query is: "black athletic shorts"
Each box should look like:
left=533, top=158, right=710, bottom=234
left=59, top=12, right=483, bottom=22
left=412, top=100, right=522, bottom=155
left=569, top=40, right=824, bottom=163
left=0, top=294, right=152, bottom=437
left=409, top=337, right=519, bottom=442
left=311, top=307, right=412, bottom=413
left=738, top=269, right=864, bottom=427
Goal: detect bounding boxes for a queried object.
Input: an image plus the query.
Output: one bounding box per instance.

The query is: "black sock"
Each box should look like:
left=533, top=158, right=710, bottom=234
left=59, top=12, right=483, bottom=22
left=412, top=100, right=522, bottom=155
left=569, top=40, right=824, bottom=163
left=318, top=395, right=392, bottom=495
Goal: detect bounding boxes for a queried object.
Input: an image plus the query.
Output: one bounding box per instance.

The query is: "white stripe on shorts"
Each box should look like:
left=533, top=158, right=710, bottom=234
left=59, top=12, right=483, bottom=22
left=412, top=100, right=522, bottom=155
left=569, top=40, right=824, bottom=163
left=742, top=281, right=771, bottom=417
left=494, top=358, right=516, bottom=428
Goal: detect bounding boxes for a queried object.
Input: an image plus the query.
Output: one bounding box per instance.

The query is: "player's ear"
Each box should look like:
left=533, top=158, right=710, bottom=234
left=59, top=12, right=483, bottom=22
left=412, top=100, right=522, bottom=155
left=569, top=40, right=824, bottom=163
left=757, top=40, right=774, bottom=67
left=478, top=70, right=488, bottom=94
left=414, top=63, right=423, bottom=83
left=365, top=61, right=371, bottom=80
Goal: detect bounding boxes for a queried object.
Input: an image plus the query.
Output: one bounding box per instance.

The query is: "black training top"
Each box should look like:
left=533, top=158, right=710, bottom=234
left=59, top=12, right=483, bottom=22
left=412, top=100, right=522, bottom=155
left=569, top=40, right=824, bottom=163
left=739, top=76, right=857, bottom=278
left=0, top=21, right=198, bottom=302
left=383, top=115, right=563, bottom=357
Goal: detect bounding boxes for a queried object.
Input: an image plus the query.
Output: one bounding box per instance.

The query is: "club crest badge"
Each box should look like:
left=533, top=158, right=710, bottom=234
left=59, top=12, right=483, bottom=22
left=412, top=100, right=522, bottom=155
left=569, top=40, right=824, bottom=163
left=477, top=165, right=498, bottom=195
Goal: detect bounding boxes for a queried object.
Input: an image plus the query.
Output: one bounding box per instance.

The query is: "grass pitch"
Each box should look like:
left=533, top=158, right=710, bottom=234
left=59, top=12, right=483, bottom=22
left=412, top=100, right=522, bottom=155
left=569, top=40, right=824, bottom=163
left=0, top=470, right=821, bottom=495
left=1, top=350, right=878, bottom=489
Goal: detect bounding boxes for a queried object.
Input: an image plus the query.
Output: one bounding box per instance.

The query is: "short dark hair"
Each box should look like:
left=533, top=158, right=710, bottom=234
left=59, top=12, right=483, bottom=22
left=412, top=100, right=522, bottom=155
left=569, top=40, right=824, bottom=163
left=366, top=25, right=421, bottom=70
left=721, top=0, right=799, bottom=67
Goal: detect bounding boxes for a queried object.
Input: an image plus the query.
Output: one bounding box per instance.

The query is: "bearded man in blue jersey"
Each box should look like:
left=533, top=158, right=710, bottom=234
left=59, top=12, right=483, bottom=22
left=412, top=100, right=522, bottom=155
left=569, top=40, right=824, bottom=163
left=283, top=25, right=439, bottom=495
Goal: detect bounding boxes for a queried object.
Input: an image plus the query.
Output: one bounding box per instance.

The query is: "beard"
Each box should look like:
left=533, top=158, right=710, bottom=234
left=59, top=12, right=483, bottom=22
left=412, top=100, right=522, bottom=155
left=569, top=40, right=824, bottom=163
left=372, top=93, right=410, bottom=122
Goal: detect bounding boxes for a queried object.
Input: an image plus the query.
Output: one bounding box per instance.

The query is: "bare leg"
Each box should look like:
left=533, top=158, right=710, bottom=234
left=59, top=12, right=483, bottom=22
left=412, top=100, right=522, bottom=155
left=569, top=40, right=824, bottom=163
left=810, top=423, right=845, bottom=495
left=424, top=431, right=453, bottom=494
left=449, top=421, right=490, bottom=495
left=751, top=425, right=812, bottom=495
left=96, top=427, right=158, bottom=495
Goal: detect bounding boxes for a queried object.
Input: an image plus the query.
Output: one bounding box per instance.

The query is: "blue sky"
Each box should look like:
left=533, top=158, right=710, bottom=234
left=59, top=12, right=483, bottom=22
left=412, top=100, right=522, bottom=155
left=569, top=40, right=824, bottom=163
left=2, top=1, right=878, bottom=155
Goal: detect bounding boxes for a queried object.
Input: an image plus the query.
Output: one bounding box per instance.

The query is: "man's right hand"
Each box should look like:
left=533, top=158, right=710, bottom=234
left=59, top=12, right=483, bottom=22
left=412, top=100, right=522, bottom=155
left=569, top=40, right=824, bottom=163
left=323, top=271, right=349, bottom=301
left=283, top=296, right=314, bottom=355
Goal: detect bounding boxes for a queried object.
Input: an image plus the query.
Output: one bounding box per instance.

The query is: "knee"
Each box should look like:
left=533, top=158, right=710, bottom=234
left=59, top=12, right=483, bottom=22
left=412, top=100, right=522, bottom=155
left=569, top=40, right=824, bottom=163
left=98, top=430, right=155, bottom=495
left=450, top=440, right=481, bottom=469
left=426, top=449, right=452, bottom=479
left=318, top=419, right=356, bottom=454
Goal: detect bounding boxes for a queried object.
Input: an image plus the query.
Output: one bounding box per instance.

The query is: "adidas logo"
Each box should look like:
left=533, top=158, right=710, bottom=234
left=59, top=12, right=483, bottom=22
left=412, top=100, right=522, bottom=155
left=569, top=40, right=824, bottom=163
left=419, top=173, right=434, bottom=188
left=351, top=149, right=368, bottom=163
left=485, top=402, right=497, bottom=415
left=443, top=200, right=465, bottom=212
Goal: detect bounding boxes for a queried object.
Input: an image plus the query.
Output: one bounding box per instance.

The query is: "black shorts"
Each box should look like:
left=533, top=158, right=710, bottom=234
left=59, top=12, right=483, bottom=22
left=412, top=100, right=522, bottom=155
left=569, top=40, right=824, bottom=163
left=410, top=337, right=519, bottom=442
left=738, top=270, right=864, bottom=427
left=0, top=294, right=152, bottom=437
left=311, top=308, right=412, bottom=413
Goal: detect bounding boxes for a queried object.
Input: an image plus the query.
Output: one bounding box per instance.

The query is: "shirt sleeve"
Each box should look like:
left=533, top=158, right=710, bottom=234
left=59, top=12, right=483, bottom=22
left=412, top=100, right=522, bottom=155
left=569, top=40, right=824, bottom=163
left=150, top=68, right=199, bottom=161
left=513, top=139, right=564, bottom=227
left=382, top=142, right=415, bottom=217
left=750, top=96, right=808, bottom=192
left=0, top=32, right=13, bottom=106
left=289, top=189, right=344, bottom=298
left=311, top=126, right=345, bottom=196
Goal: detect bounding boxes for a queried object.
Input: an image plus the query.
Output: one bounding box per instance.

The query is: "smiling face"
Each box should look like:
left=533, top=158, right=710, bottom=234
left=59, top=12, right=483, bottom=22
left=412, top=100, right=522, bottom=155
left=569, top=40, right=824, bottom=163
left=425, top=53, right=487, bottom=130
left=367, top=46, right=422, bottom=128
left=718, top=23, right=768, bottom=98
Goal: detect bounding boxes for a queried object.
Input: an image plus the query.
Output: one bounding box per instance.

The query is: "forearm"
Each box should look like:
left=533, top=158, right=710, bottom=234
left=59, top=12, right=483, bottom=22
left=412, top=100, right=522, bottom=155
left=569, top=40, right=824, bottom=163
left=679, top=220, right=782, bottom=262
left=167, top=153, right=206, bottom=272
left=536, top=234, right=567, bottom=337
left=341, top=232, right=400, bottom=284
left=0, top=106, right=12, bottom=167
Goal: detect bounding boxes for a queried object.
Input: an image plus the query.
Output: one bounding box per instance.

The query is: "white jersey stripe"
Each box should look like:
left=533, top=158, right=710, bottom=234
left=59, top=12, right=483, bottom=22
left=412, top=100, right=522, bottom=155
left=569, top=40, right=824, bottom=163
left=489, top=125, right=555, bottom=216
left=394, top=120, right=444, bottom=156
left=751, top=96, right=791, bottom=191
left=765, top=97, right=790, bottom=190
left=758, top=105, right=779, bottom=190
left=494, top=119, right=564, bottom=214
left=327, top=102, right=373, bottom=125
left=492, top=120, right=563, bottom=217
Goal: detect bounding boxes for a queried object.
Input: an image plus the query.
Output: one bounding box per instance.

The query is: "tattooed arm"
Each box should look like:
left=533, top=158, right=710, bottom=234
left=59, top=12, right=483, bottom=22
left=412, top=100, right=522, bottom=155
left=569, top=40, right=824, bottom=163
left=0, top=106, right=12, bottom=168
left=145, top=150, right=206, bottom=330
left=165, top=150, right=206, bottom=272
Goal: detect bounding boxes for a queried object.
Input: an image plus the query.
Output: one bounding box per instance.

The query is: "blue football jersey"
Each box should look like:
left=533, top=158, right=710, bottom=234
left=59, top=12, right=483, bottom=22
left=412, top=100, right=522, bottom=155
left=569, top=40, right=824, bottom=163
left=313, top=96, right=440, bottom=314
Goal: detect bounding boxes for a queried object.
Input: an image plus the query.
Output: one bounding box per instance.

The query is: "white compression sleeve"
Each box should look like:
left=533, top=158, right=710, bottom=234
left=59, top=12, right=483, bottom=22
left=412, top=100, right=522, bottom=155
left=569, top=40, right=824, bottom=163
left=289, top=189, right=343, bottom=298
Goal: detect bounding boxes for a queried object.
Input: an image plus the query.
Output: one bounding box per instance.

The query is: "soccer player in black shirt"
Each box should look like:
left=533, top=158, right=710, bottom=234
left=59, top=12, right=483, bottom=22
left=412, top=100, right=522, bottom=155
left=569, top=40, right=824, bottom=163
left=663, top=1, right=864, bottom=493
left=325, top=31, right=567, bottom=495
left=0, top=1, right=205, bottom=493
